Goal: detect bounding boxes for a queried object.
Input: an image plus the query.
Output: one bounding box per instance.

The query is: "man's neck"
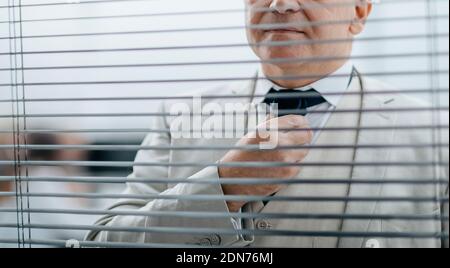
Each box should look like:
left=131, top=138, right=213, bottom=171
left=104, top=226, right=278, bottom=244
left=261, top=60, right=347, bottom=89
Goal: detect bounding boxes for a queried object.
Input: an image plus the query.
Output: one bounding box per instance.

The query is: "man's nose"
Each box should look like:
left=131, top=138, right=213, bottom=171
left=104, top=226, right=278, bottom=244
left=269, top=0, right=301, bottom=14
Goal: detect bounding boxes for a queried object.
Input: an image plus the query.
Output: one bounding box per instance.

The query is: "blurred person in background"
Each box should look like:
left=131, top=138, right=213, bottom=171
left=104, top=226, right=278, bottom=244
left=0, top=133, right=14, bottom=204
left=0, top=130, right=97, bottom=247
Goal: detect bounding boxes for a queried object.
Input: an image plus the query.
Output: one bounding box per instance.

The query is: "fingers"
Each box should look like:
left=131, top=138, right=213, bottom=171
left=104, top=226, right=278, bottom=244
left=260, top=114, right=310, bottom=131
left=254, top=115, right=313, bottom=152
left=261, top=115, right=312, bottom=142
left=283, top=127, right=313, bottom=145
left=277, top=114, right=310, bottom=128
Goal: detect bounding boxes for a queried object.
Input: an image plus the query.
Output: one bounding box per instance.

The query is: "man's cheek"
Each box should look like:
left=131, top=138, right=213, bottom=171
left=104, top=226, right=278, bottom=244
left=250, top=30, right=263, bottom=42
left=314, top=26, right=340, bottom=40
left=250, top=11, right=264, bottom=24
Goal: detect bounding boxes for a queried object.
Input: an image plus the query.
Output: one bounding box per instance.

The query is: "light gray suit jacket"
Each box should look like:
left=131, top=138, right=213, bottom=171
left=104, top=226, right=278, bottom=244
left=86, top=70, right=449, bottom=248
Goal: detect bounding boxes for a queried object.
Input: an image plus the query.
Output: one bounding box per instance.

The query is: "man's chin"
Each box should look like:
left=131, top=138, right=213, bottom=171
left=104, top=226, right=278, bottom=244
left=262, top=51, right=307, bottom=65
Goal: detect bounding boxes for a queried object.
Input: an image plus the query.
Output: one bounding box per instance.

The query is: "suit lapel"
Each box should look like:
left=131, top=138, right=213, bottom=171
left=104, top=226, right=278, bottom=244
left=169, top=75, right=258, bottom=180
left=211, top=72, right=260, bottom=158
left=337, top=76, right=398, bottom=248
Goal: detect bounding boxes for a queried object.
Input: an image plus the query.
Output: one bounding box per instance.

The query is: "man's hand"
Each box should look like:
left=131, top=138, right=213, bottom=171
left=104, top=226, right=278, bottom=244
left=218, top=115, right=313, bottom=212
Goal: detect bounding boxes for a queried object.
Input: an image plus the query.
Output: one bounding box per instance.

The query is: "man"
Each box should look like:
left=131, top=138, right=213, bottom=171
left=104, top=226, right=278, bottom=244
left=86, top=0, right=449, bottom=248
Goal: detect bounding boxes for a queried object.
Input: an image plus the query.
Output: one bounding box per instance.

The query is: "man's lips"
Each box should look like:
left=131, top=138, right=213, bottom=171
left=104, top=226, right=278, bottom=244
left=264, top=28, right=306, bottom=34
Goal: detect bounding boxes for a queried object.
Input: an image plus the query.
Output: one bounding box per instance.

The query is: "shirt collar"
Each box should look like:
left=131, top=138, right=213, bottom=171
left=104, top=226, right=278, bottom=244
left=253, top=60, right=354, bottom=107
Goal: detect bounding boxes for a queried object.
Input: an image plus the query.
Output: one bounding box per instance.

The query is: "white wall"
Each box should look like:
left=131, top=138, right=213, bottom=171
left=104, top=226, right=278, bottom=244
left=0, top=0, right=448, bottom=141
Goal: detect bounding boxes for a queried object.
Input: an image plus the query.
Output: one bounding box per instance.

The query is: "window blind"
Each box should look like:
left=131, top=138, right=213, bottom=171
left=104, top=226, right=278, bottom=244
left=0, top=0, right=448, bottom=248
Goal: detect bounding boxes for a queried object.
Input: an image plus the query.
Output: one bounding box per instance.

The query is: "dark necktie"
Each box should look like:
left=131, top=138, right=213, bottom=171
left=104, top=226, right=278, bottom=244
left=261, top=88, right=327, bottom=206
left=262, top=88, right=327, bottom=117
